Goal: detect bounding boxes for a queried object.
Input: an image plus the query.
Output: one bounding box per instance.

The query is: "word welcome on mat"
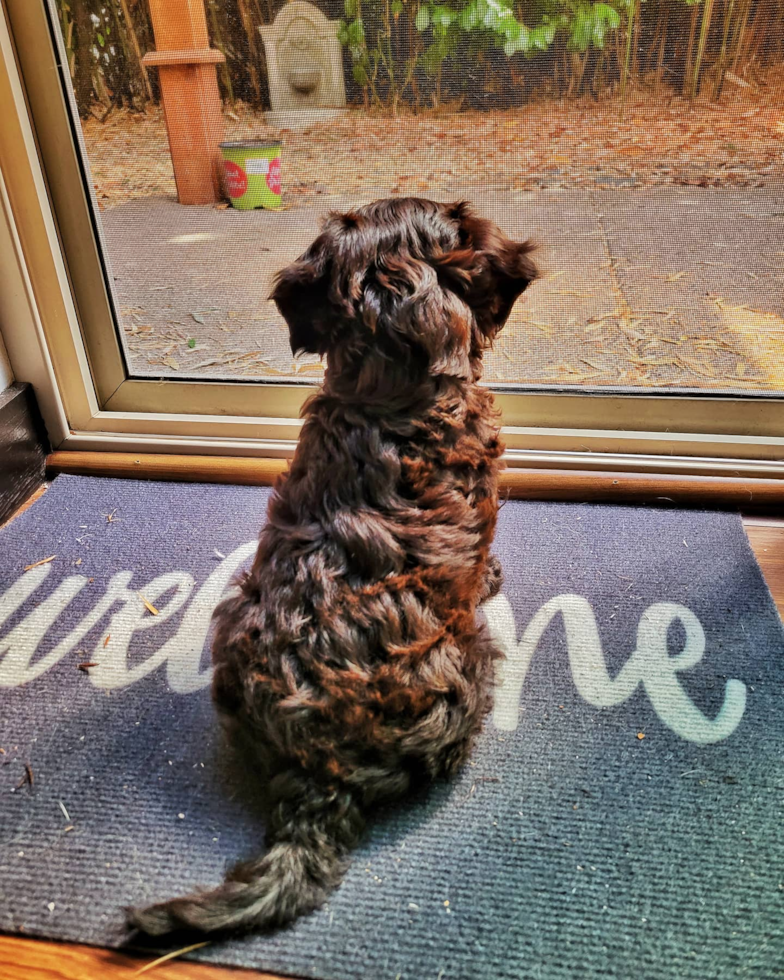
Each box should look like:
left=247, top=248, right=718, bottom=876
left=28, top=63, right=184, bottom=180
left=4, top=548, right=746, bottom=747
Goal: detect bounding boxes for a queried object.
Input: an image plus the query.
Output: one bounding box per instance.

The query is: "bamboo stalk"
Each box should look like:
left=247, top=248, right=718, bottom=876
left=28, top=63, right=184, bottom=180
left=631, top=0, right=641, bottom=77
left=108, top=0, right=135, bottom=107
left=690, top=0, right=716, bottom=99
left=619, top=0, right=637, bottom=117
left=118, top=0, right=154, bottom=102
left=208, top=0, right=235, bottom=104
left=66, top=17, right=75, bottom=77
left=57, top=1, right=74, bottom=77
left=645, top=9, right=664, bottom=71
left=655, top=6, right=668, bottom=93
left=683, top=2, right=699, bottom=97
left=592, top=48, right=606, bottom=97
left=568, top=50, right=589, bottom=98
left=714, top=0, right=737, bottom=100
left=744, top=0, right=773, bottom=69
left=72, top=0, right=96, bottom=114
left=236, top=0, right=262, bottom=104
left=93, top=62, right=112, bottom=109
left=730, top=0, right=753, bottom=72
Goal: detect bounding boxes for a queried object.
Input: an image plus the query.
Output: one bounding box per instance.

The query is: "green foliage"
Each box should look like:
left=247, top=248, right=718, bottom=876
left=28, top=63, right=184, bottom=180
left=51, top=0, right=784, bottom=116
left=566, top=4, right=622, bottom=52
left=416, top=1, right=533, bottom=60
left=334, top=0, right=781, bottom=107
left=411, top=1, right=626, bottom=63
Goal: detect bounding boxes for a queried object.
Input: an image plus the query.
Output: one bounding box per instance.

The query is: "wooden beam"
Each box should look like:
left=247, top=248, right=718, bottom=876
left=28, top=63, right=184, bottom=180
left=142, top=0, right=225, bottom=204
left=47, top=451, right=784, bottom=512
left=48, top=451, right=286, bottom=486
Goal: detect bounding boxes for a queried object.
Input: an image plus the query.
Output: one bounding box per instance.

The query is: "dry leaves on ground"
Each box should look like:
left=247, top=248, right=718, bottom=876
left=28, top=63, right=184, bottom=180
left=83, top=69, right=784, bottom=209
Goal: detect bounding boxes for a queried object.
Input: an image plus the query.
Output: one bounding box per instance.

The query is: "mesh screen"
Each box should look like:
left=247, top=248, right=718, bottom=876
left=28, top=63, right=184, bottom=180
left=51, top=0, right=784, bottom=392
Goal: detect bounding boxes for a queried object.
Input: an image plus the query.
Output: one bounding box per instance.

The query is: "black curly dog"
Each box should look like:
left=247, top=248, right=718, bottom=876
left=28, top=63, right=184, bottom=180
left=127, top=197, right=537, bottom=936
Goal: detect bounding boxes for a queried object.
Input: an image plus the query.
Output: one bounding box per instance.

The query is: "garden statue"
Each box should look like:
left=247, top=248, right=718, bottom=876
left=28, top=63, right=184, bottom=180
left=259, top=1, right=346, bottom=130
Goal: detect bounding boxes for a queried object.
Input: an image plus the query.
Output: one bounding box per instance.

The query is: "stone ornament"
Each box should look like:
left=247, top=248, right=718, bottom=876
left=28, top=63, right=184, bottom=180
left=260, top=1, right=347, bottom=130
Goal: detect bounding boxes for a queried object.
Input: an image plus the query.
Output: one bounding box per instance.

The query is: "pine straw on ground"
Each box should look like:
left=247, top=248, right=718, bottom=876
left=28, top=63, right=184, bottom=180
left=83, top=74, right=783, bottom=210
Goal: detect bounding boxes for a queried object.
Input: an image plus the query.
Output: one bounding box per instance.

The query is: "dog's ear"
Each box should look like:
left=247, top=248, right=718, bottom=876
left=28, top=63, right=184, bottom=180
left=483, top=236, right=539, bottom=333
left=271, top=235, right=334, bottom=356
left=437, top=202, right=539, bottom=339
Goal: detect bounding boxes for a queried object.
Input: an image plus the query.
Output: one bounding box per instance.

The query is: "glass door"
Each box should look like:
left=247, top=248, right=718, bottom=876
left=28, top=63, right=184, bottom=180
left=2, top=0, right=783, bottom=463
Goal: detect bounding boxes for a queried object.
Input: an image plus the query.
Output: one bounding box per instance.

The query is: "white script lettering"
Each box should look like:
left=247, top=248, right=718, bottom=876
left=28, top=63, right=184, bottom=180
left=484, top=593, right=747, bottom=745
left=0, top=544, right=255, bottom=692
left=0, top=560, right=747, bottom=744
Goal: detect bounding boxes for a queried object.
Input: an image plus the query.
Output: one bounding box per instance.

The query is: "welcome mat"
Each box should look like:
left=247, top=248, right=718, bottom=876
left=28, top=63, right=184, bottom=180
left=0, top=476, right=782, bottom=980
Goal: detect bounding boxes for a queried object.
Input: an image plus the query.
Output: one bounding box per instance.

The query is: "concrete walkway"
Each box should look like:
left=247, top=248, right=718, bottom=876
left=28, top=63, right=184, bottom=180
left=102, top=185, right=784, bottom=392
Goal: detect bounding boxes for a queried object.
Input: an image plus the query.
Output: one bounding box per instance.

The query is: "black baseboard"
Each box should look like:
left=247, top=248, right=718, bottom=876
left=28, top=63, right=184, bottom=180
left=0, top=382, right=49, bottom=525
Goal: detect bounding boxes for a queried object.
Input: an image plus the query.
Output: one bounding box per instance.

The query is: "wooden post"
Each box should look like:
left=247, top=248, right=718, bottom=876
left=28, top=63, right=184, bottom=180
left=142, top=0, right=226, bottom=205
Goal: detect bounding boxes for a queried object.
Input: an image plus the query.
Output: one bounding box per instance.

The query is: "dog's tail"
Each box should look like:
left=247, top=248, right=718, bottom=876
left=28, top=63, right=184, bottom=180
left=126, top=773, right=364, bottom=936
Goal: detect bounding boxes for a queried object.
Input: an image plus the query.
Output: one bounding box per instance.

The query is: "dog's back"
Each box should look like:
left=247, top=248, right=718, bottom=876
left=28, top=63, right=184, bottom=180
left=127, top=198, right=537, bottom=936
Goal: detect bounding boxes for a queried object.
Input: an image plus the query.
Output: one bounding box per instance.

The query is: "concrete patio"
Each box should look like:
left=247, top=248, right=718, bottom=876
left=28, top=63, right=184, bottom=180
left=102, top=184, right=784, bottom=391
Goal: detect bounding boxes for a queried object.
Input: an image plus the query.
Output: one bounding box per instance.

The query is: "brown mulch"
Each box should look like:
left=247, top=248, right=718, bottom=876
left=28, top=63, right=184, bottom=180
left=83, top=72, right=784, bottom=210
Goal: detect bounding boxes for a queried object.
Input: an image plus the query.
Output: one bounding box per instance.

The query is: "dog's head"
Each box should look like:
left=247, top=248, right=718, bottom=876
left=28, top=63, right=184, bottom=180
left=271, top=198, right=538, bottom=381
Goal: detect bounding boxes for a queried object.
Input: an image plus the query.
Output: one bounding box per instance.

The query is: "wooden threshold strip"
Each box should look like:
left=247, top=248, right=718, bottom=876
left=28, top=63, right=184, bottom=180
left=0, top=934, right=280, bottom=980
left=47, top=451, right=784, bottom=511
